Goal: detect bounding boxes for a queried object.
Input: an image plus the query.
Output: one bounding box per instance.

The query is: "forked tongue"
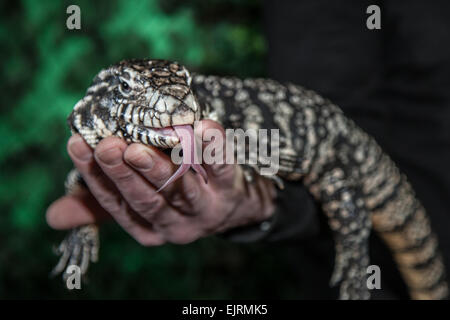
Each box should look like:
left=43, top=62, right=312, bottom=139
left=156, top=125, right=208, bottom=192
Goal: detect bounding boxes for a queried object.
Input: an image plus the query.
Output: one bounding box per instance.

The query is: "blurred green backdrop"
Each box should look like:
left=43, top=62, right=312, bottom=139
left=0, top=0, right=306, bottom=299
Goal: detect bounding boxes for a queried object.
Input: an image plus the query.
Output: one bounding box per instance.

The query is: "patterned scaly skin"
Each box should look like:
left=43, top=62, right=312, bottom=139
left=52, top=59, right=448, bottom=300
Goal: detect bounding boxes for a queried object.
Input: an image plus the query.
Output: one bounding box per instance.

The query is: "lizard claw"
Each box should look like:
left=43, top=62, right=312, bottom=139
left=51, top=224, right=99, bottom=280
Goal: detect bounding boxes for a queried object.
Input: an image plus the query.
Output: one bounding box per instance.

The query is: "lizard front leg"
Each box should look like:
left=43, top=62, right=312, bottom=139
left=50, top=169, right=100, bottom=279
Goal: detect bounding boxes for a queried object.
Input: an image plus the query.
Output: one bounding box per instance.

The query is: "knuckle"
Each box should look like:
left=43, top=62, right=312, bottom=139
left=167, top=187, right=201, bottom=210
left=184, top=187, right=201, bottom=203
left=147, top=196, right=165, bottom=212
left=131, top=196, right=165, bottom=216
left=168, top=192, right=188, bottom=208
left=97, top=194, right=121, bottom=214
left=109, top=166, right=135, bottom=183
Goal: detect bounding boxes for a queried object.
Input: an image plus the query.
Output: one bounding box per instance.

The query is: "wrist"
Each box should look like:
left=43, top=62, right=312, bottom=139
left=218, top=207, right=278, bottom=243
left=219, top=173, right=277, bottom=234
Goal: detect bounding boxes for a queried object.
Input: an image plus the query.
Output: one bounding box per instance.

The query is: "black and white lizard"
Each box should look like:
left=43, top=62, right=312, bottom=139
left=51, top=59, right=448, bottom=300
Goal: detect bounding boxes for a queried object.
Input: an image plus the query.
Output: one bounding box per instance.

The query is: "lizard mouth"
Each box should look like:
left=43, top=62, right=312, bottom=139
left=120, top=121, right=207, bottom=192
left=120, top=121, right=180, bottom=148
left=115, top=101, right=199, bottom=149
left=155, top=124, right=208, bottom=192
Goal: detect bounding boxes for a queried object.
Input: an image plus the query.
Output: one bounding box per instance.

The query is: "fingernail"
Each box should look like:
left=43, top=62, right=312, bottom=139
left=96, top=147, right=123, bottom=166
left=68, top=135, right=92, bottom=162
left=126, top=145, right=154, bottom=170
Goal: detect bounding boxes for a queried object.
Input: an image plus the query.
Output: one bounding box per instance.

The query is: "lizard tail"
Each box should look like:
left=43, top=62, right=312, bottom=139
left=366, top=155, right=448, bottom=299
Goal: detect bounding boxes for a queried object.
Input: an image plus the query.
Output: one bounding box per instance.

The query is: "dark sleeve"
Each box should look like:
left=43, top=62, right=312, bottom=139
left=221, top=179, right=320, bottom=242
left=262, top=0, right=450, bottom=293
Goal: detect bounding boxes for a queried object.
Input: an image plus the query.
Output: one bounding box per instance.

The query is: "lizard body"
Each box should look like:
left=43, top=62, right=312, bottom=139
left=52, top=59, right=448, bottom=300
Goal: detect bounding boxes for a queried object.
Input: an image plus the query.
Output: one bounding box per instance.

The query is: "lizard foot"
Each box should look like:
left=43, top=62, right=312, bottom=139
left=50, top=224, right=99, bottom=280
left=330, top=238, right=371, bottom=300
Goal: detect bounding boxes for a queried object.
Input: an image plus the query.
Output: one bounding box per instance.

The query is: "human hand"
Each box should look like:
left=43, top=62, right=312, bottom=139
left=46, top=120, right=276, bottom=245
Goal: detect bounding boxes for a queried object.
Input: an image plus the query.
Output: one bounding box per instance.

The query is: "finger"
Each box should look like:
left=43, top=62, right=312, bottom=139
left=123, top=143, right=205, bottom=214
left=46, top=190, right=111, bottom=230
left=94, top=136, right=180, bottom=223
left=199, top=119, right=237, bottom=188
left=68, top=135, right=164, bottom=246
left=67, top=135, right=121, bottom=214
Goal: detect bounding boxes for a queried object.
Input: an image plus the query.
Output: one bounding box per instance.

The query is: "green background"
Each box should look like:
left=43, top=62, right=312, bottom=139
left=0, top=0, right=303, bottom=299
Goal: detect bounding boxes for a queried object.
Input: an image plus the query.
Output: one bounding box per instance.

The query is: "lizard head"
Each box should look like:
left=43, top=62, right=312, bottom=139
left=68, top=59, right=207, bottom=190
left=68, top=59, right=201, bottom=149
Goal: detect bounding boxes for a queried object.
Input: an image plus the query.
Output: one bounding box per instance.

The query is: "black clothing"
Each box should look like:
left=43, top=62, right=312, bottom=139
left=225, top=0, right=450, bottom=299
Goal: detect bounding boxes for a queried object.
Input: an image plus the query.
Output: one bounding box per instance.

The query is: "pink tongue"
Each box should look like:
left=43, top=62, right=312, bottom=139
left=156, top=125, right=208, bottom=192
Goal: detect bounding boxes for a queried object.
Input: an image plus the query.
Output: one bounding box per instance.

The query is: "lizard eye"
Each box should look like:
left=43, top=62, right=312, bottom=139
left=119, top=80, right=131, bottom=94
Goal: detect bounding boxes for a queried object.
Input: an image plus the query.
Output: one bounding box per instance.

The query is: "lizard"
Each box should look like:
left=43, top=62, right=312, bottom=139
left=51, top=59, right=448, bottom=300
